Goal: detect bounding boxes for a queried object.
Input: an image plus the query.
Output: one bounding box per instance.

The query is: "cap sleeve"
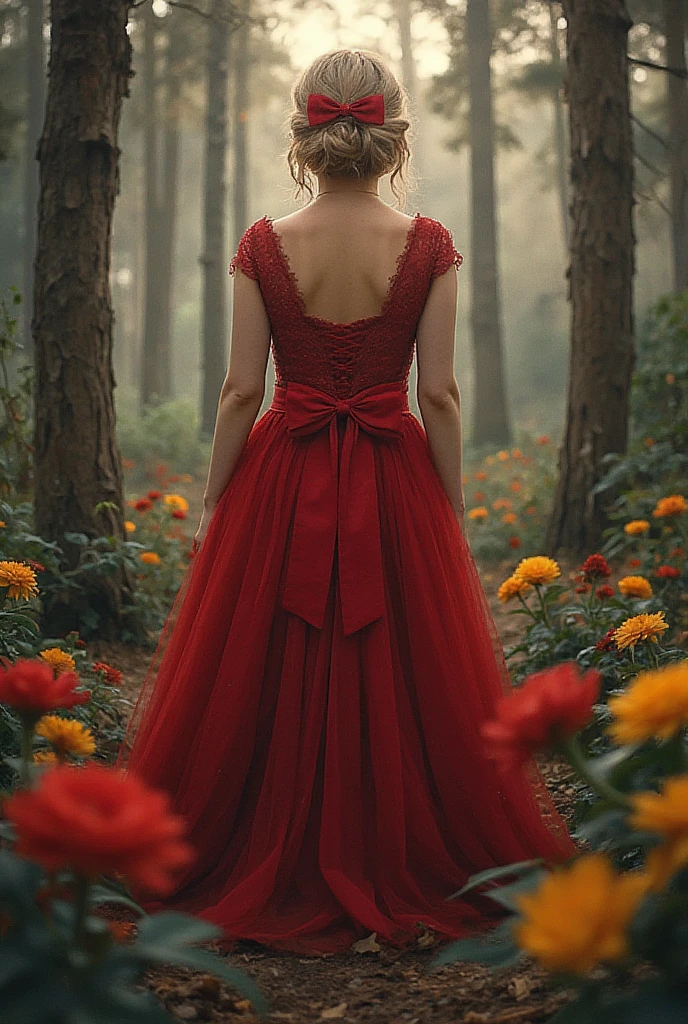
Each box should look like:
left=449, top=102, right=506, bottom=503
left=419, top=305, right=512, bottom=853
left=431, top=221, right=464, bottom=279
left=228, top=220, right=260, bottom=280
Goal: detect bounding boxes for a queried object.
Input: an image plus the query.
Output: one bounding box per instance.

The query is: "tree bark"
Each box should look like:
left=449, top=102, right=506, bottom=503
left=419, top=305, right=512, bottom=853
left=232, top=1, right=249, bottom=248
left=549, top=2, right=570, bottom=253
left=22, top=0, right=46, bottom=359
left=546, top=0, right=635, bottom=558
left=466, top=0, right=512, bottom=447
left=33, top=0, right=136, bottom=637
left=395, top=0, right=423, bottom=193
left=663, top=0, right=688, bottom=292
left=200, top=0, right=231, bottom=438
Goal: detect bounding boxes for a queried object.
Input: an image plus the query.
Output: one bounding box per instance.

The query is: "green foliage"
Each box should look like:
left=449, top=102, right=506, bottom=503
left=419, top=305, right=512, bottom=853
left=631, top=292, right=688, bottom=448
left=115, top=393, right=210, bottom=481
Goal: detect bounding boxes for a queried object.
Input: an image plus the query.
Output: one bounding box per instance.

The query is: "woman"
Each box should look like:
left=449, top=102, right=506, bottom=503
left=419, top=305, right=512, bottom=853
left=116, top=48, right=576, bottom=956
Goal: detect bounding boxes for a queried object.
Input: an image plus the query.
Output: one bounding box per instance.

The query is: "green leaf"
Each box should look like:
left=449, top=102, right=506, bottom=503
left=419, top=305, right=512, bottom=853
left=484, top=870, right=546, bottom=911
left=449, top=859, right=545, bottom=899
left=89, top=884, right=146, bottom=915
left=428, top=930, right=523, bottom=970
left=136, top=910, right=222, bottom=947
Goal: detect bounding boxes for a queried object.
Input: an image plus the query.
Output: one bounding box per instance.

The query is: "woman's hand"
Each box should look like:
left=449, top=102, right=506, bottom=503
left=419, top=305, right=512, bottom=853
left=193, top=504, right=216, bottom=555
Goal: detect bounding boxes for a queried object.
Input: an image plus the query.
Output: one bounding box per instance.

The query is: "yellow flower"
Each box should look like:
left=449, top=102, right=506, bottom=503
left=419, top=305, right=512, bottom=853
left=0, top=560, right=38, bottom=601
left=468, top=507, right=489, bottom=520
left=513, top=556, right=560, bottom=587
left=612, top=611, right=669, bottom=651
left=624, top=520, right=650, bottom=536
left=124, top=520, right=136, bottom=534
left=35, top=715, right=96, bottom=757
left=617, top=575, right=653, bottom=600
left=140, top=551, right=161, bottom=565
left=653, top=495, right=687, bottom=518
left=607, top=660, right=688, bottom=744
left=32, top=750, right=58, bottom=765
left=485, top=455, right=496, bottom=466
left=0, top=521, right=5, bottom=528
left=180, top=474, right=194, bottom=484
left=164, top=494, right=189, bottom=513
left=629, top=777, right=688, bottom=890
left=502, top=512, right=518, bottom=525
left=497, top=576, right=532, bottom=603
left=513, top=854, right=648, bottom=975
left=39, top=648, right=76, bottom=676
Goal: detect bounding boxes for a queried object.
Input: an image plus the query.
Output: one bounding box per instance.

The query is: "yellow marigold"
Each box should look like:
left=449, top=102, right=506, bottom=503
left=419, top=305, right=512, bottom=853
left=124, top=520, right=136, bottom=534
left=617, top=575, right=653, bottom=600
left=468, top=507, right=489, bottom=520
left=0, top=560, right=38, bottom=601
left=607, top=659, right=688, bottom=744
left=502, top=512, right=518, bottom=525
left=630, top=776, right=688, bottom=890
left=35, top=715, right=96, bottom=757
left=485, top=455, right=496, bottom=466
left=513, top=854, right=648, bottom=975
left=164, top=494, right=189, bottom=513
left=624, top=520, right=650, bottom=536
left=612, top=611, right=669, bottom=651
left=180, top=473, right=194, bottom=484
left=492, top=498, right=512, bottom=511
left=0, top=521, right=5, bottom=528
left=498, top=450, right=509, bottom=461
left=653, top=495, right=687, bottom=518
left=497, top=576, right=532, bottom=603
left=32, top=750, right=58, bottom=765
left=39, top=648, right=76, bottom=676
left=140, top=551, right=161, bottom=565
left=513, top=556, right=560, bottom=587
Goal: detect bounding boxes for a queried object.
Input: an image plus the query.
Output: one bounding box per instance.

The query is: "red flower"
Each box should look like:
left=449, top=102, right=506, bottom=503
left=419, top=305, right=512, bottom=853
left=4, top=763, right=195, bottom=895
left=580, top=554, right=611, bottom=581
left=92, top=661, right=123, bottom=686
left=655, top=565, right=681, bottom=580
left=628, top=558, right=642, bottom=569
left=0, top=660, right=90, bottom=716
left=172, top=509, right=187, bottom=520
left=25, top=560, right=45, bottom=573
left=669, top=547, right=685, bottom=560
left=147, top=490, right=162, bottom=501
left=168, top=474, right=180, bottom=483
left=134, top=498, right=153, bottom=513
left=575, top=584, right=591, bottom=594
left=75, top=639, right=86, bottom=649
left=596, top=584, right=615, bottom=600
left=482, top=662, right=600, bottom=770
left=595, top=628, right=616, bottom=652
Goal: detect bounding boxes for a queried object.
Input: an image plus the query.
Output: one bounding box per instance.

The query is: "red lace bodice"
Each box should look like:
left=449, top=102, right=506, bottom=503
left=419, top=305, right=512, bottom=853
left=228, top=213, right=463, bottom=399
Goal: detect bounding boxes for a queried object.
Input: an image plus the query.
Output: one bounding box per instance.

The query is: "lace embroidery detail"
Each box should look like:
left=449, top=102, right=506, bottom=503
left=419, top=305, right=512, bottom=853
left=432, top=222, right=464, bottom=279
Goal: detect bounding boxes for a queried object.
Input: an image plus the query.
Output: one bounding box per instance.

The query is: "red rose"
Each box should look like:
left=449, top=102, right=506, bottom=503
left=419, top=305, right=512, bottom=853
left=147, top=490, right=162, bottom=501
left=92, top=661, right=123, bottom=686
left=0, top=660, right=90, bottom=716
left=134, top=498, right=153, bottom=513
left=4, top=763, right=195, bottom=895
left=482, top=661, right=600, bottom=770
left=596, top=585, right=615, bottom=600
left=580, top=554, right=611, bottom=581
left=172, top=509, right=187, bottom=520
left=655, top=565, right=681, bottom=580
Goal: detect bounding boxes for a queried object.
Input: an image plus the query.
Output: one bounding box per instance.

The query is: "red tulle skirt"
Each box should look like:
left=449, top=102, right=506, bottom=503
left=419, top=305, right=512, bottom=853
left=115, top=394, right=576, bottom=956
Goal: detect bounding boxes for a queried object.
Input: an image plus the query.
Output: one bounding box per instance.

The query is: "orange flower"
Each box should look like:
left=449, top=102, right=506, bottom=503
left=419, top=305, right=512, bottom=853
left=474, top=471, right=488, bottom=481
left=653, top=495, right=687, bottom=518
left=492, top=498, right=512, bottom=511
left=509, top=536, right=522, bottom=549
left=498, top=450, right=510, bottom=461
left=473, top=491, right=485, bottom=502
left=510, top=481, right=522, bottom=493
left=525, top=506, right=537, bottom=516
left=502, top=512, right=518, bottom=524
left=122, top=458, right=135, bottom=469
left=536, top=435, right=550, bottom=445
left=468, top=507, right=489, bottom=520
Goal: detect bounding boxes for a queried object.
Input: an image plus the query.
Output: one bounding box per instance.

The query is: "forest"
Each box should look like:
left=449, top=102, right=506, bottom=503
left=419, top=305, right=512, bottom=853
left=0, top=1, right=688, bottom=1022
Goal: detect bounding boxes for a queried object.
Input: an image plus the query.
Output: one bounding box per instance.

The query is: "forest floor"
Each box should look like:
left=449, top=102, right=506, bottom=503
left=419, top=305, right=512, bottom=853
left=88, top=547, right=585, bottom=1024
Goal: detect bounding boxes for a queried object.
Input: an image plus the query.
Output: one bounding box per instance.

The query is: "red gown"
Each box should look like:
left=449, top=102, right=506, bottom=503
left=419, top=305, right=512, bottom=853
left=116, top=213, right=576, bottom=956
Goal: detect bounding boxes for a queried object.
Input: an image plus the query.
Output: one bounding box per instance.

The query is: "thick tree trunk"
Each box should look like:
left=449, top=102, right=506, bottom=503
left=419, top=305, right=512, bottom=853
left=22, top=0, right=46, bottom=359
left=232, top=2, right=249, bottom=248
left=546, top=0, right=635, bottom=558
left=33, top=0, right=136, bottom=637
left=549, top=2, right=570, bottom=253
left=664, top=0, right=688, bottom=292
left=466, top=0, right=512, bottom=447
left=200, top=0, right=231, bottom=438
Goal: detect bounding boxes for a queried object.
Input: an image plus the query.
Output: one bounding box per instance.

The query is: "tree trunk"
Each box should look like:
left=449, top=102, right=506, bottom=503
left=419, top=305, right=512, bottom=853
left=664, top=0, right=688, bottom=292
left=33, top=0, right=136, bottom=637
left=549, top=2, right=570, bottom=253
left=466, top=0, right=512, bottom=447
left=22, top=0, right=46, bottom=359
left=232, top=1, right=249, bottom=248
left=140, top=3, right=170, bottom=407
left=395, top=0, right=423, bottom=194
left=546, top=0, right=635, bottom=558
left=200, top=0, right=231, bottom=438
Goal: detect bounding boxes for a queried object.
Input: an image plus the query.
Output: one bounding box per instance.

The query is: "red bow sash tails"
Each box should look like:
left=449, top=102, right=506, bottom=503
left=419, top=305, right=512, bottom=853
left=272, top=381, right=407, bottom=636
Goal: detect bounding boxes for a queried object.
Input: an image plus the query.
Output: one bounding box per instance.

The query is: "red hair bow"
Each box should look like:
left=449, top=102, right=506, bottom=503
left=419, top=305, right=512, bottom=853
left=306, top=92, right=385, bottom=127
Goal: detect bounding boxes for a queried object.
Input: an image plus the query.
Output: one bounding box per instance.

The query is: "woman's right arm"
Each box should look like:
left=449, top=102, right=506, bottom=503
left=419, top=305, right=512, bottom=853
left=415, top=265, right=466, bottom=533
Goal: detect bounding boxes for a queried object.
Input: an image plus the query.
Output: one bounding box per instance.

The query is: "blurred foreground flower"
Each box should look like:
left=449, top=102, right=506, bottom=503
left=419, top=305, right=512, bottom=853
left=3, top=762, right=195, bottom=895
left=607, top=660, right=688, bottom=744
left=630, top=776, right=688, bottom=890
left=0, top=659, right=90, bottom=717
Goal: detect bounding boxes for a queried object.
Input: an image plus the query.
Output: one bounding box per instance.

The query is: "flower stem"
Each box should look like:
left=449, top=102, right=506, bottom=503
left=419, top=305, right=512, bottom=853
left=517, top=591, right=539, bottom=621
left=535, top=584, right=551, bottom=628
left=563, top=734, right=632, bottom=809
left=19, top=721, right=35, bottom=788
left=72, top=874, right=92, bottom=952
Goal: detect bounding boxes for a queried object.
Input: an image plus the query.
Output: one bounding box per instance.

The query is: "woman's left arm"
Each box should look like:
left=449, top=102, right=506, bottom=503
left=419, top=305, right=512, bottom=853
left=194, top=268, right=271, bottom=552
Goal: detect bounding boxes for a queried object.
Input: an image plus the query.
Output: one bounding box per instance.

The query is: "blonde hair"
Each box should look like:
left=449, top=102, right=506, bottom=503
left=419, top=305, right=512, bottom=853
left=287, top=49, right=412, bottom=208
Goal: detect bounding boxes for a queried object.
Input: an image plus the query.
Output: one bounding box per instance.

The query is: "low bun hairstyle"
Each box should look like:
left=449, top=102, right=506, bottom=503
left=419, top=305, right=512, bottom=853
left=287, top=49, right=412, bottom=207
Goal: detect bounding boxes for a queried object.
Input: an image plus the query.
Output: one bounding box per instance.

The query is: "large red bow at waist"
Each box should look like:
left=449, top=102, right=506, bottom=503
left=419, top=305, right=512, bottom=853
left=272, top=381, right=407, bottom=636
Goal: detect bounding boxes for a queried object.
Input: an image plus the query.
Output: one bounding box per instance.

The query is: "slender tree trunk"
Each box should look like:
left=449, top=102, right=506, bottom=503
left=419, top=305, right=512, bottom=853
left=466, top=0, right=512, bottom=446
left=664, top=0, right=688, bottom=292
left=546, top=0, right=635, bottom=557
left=395, top=0, right=423, bottom=194
left=232, top=1, right=249, bottom=248
left=549, top=2, right=570, bottom=253
left=33, top=0, right=136, bottom=637
left=22, top=0, right=46, bottom=358
left=200, top=0, right=231, bottom=437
